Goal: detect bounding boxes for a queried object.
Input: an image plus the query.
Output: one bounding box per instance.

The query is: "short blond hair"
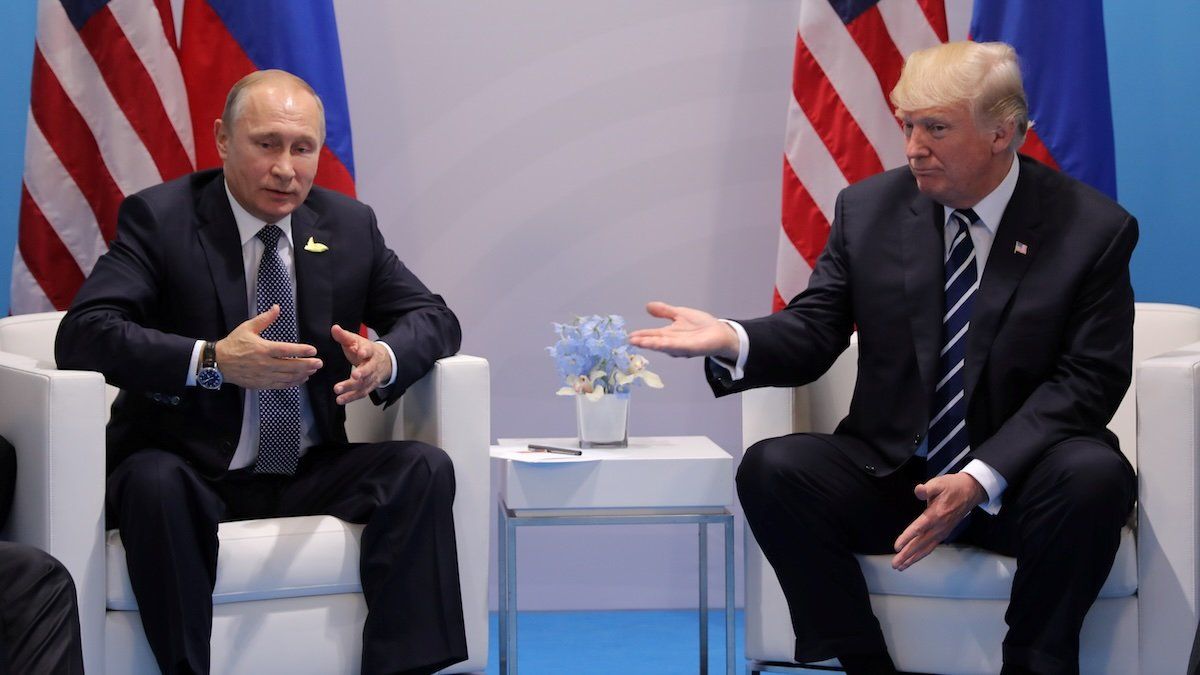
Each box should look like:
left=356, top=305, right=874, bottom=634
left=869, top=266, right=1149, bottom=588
left=221, top=69, right=326, bottom=143
left=890, top=41, right=1029, bottom=150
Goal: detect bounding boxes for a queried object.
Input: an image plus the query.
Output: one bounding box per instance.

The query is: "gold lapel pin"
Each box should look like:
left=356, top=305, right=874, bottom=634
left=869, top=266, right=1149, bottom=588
left=303, top=236, right=329, bottom=253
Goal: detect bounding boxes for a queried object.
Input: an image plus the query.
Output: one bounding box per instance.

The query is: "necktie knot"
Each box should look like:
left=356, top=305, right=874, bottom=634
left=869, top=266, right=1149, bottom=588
left=256, top=224, right=283, bottom=249
left=952, top=208, right=980, bottom=231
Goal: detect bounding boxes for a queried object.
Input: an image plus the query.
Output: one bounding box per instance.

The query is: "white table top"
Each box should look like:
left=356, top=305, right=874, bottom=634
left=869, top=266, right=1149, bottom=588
left=494, top=435, right=734, bottom=512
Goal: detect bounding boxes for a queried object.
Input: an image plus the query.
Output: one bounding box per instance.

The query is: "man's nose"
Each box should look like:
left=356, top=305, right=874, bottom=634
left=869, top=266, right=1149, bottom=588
left=271, top=155, right=295, bottom=181
left=905, top=130, right=929, bottom=160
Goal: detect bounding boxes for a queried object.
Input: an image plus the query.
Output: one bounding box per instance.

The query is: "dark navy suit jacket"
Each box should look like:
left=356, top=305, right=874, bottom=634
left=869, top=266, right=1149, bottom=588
left=712, top=155, right=1137, bottom=488
left=56, top=169, right=461, bottom=477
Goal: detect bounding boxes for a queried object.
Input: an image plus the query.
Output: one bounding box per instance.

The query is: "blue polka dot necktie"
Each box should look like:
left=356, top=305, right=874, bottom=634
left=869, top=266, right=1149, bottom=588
left=253, top=224, right=301, bottom=475
left=926, top=209, right=979, bottom=480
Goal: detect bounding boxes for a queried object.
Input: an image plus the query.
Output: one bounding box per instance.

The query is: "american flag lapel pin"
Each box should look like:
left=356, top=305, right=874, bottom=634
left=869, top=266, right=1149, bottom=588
left=1014, top=241, right=1028, bottom=255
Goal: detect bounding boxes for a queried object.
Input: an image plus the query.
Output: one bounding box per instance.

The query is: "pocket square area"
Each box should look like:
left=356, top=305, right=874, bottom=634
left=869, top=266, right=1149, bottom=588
left=303, top=236, right=329, bottom=253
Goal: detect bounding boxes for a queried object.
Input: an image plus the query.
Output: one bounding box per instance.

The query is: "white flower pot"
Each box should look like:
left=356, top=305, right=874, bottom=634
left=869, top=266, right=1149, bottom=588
left=576, top=393, right=629, bottom=448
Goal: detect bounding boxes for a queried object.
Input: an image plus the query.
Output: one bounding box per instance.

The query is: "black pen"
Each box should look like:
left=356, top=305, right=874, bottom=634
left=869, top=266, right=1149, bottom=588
left=527, top=444, right=583, bottom=456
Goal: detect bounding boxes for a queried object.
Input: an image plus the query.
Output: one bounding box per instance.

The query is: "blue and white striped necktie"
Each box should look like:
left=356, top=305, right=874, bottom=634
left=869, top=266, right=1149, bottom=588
left=926, top=208, right=980, bottom=479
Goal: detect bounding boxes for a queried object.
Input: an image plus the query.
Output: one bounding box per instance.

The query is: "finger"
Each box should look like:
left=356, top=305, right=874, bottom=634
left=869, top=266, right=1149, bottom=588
left=894, top=517, right=926, bottom=553
left=333, top=377, right=370, bottom=405
left=644, top=301, right=679, bottom=321
left=246, top=305, right=281, bottom=334
left=627, top=337, right=689, bottom=357
left=893, top=536, right=939, bottom=571
left=627, top=327, right=669, bottom=340
left=330, top=324, right=360, bottom=348
left=913, top=481, right=931, bottom=501
left=265, top=341, right=320, bottom=359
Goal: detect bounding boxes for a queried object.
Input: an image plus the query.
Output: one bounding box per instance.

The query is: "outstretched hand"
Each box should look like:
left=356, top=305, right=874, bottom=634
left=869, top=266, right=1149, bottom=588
left=891, top=472, right=986, bottom=571
left=330, top=324, right=393, bottom=405
left=627, top=301, right=740, bottom=360
left=215, top=305, right=322, bottom=389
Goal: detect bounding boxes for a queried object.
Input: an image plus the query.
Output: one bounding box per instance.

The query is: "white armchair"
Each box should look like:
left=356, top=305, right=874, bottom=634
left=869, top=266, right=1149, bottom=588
left=0, top=311, right=490, bottom=674
left=742, top=302, right=1200, bottom=674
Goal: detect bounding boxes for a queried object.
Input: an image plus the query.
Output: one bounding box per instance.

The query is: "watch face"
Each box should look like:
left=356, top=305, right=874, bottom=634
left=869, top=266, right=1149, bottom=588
left=197, top=367, right=223, bottom=390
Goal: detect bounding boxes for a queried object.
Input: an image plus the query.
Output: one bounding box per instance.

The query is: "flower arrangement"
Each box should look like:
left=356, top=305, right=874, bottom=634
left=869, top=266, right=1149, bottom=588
left=548, top=314, right=663, bottom=401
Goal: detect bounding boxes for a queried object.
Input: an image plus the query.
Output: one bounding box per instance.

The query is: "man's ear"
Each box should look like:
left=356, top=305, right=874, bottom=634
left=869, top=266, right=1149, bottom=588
left=991, top=118, right=1016, bottom=154
left=213, top=118, right=229, bottom=161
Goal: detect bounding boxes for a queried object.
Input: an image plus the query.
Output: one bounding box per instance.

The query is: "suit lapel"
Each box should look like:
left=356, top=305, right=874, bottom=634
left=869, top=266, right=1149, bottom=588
left=963, top=163, right=1044, bottom=398
left=196, top=176, right=248, bottom=335
left=902, top=192, right=945, bottom=401
left=291, top=202, right=332, bottom=347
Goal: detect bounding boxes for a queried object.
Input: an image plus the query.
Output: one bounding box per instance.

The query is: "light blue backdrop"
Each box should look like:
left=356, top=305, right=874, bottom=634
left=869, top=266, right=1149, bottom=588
left=0, top=1, right=1195, bottom=312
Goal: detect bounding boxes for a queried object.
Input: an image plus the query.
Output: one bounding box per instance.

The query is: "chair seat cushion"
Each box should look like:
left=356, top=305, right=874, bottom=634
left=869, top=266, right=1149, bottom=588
left=857, top=525, right=1136, bottom=600
left=106, top=515, right=364, bottom=610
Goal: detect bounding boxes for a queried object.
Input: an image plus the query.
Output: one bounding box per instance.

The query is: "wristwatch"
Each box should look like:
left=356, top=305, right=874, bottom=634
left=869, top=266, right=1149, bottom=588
left=196, top=340, right=223, bottom=390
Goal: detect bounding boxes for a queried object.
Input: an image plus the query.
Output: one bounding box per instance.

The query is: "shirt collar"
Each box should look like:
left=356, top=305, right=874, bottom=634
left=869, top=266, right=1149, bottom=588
left=942, top=153, right=1019, bottom=235
left=223, top=179, right=294, bottom=248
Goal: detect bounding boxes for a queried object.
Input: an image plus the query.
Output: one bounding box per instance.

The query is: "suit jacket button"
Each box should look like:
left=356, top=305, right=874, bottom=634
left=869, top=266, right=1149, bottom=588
left=864, top=465, right=875, bottom=473
left=169, top=396, right=181, bottom=405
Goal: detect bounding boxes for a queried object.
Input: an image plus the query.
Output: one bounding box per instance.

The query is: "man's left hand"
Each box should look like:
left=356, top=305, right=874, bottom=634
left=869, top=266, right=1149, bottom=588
left=330, top=325, right=393, bottom=405
left=892, top=473, right=986, bottom=571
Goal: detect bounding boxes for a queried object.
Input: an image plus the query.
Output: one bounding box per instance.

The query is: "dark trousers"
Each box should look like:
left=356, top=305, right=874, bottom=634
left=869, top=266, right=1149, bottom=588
left=106, top=441, right=467, bottom=675
left=0, top=542, right=85, bottom=675
left=737, top=433, right=1135, bottom=675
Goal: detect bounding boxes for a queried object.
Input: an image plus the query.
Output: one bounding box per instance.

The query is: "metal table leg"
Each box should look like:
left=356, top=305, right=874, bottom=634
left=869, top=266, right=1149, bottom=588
left=497, top=504, right=509, bottom=675
left=725, top=515, right=736, bottom=675
left=700, top=522, right=709, bottom=675
left=498, top=503, right=520, bottom=675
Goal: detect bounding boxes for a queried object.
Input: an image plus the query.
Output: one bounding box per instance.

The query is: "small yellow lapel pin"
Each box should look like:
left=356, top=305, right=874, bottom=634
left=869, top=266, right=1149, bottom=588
left=303, top=236, right=329, bottom=253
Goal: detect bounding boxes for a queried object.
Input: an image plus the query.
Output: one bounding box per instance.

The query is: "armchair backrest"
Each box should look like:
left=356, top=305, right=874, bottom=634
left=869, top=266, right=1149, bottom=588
left=0, top=311, right=400, bottom=443
left=797, top=303, right=1200, bottom=470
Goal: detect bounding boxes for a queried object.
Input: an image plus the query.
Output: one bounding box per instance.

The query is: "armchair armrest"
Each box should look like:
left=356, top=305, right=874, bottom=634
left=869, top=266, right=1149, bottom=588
left=0, top=351, right=107, bottom=672
left=1135, top=340, right=1200, bottom=674
left=398, top=353, right=491, bottom=670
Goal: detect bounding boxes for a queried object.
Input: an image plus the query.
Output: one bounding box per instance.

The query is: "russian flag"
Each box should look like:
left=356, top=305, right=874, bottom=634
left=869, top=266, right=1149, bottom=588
left=179, top=0, right=356, bottom=197
left=971, top=0, right=1117, bottom=199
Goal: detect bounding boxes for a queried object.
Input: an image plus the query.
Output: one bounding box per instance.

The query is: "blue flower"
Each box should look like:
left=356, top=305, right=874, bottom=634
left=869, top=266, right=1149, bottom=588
left=549, top=314, right=664, bottom=396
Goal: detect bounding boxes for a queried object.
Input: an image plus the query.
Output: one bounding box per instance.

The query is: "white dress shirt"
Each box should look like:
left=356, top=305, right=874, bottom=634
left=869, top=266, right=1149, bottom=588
left=183, top=182, right=397, bottom=470
left=716, top=155, right=1021, bottom=513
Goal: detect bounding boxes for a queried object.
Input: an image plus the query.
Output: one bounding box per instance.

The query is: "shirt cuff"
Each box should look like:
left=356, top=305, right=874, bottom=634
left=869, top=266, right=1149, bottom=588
left=709, top=319, right=749, bottom=381
left=960, top=459, right=1007, bottom=515
left=185, top=339, right=204, bottom=387
left=377, top=341, right=398, bottom=388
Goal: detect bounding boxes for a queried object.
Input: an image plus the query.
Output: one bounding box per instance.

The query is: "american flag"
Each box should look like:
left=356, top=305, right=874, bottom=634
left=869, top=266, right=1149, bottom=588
left=13, top=0, right=193, bottom=314
left=774, top=0, right=970, bottom=310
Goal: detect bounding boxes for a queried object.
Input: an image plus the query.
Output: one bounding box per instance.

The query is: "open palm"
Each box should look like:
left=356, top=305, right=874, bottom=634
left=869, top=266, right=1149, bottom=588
left=628, top=301, right=739, bottom=359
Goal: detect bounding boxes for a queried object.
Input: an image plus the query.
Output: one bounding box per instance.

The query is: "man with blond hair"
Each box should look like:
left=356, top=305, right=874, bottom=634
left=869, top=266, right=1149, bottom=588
left=632, top=41, right=1136, bottom=674
left=56, top=70, right=466, bottom=675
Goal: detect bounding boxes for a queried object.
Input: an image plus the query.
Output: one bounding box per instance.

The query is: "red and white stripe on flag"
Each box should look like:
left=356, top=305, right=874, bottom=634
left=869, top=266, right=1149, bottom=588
left=12, top=0, right=194, bottom=314
left=773, top=0, right=970, bottom=310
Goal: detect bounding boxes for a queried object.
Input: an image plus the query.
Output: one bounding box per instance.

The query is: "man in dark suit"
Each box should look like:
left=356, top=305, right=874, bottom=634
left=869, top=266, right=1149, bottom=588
left=55, top=70, right=465, bottom=675
left=0, top=435, right=85, bottom=674
left=631, top=41, right=1136, bottom=675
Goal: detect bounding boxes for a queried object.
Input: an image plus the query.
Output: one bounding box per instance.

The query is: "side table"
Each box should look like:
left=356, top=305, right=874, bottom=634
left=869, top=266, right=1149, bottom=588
left=493, top=436, right=735, bottom=675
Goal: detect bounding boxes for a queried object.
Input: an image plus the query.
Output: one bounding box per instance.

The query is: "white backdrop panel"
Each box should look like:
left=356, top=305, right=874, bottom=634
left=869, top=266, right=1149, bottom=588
left=335, top=0, right=795, bottom=610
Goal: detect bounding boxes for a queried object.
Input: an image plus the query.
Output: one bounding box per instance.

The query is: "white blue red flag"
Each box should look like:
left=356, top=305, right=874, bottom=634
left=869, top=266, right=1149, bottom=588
left=180, top=0, right=356, bottom=197
left=773, top=0, right=1117, bottom=309
left=971, top=0, right=1117, bottom=199
left=12, top=0, right=356, bottom=314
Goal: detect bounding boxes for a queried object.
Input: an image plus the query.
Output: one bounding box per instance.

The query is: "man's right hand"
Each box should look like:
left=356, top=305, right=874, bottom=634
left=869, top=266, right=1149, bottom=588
left=214, top=305, right=322, bottom=389
left=628, top=301, right=740, bottom=360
